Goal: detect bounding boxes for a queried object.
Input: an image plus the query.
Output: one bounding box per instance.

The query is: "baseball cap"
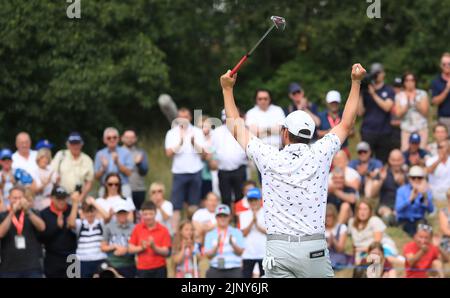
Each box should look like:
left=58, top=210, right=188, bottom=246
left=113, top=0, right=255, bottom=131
left=215, top=204, right=231, bottom=216
left=408, top=166, right=426, bottom=178
left=409, top=133, right=421, bottom=144
left=35, top=139, right=53, bottom=150
left=393, top=77, right=402, bottom=87
left=356, top=141, right=371, bottom=152
left=325, top=90, right=341, bottom=104
left=288, top=82, right=302, bottom=94
left=0, top=148, right=12, bottom=160
left=67, top=132, right=84, bottom=144
left=51, top=185, right=70, bottom=199
left=282, top=110, right=315, bottom=139
left=370, top=63, right=384, bottom=75
left=246, top=187, right=262, bottom=200
left=113, top=200, right=131, bottom=213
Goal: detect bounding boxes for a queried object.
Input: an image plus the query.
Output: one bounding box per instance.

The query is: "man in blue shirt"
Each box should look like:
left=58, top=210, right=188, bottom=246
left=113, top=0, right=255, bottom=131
left=204, top=204, right=245, bottom=278
left=94, top=127, right=134, bottom=198
left=349, top=141, right=383, bottom=193
left=403, top=133, right=428, bottom=167
left=431, top=52, right=450, bottom=137
left=358, top=63, right=395, bottom=163
left=395, top=166, right=434, bottom=237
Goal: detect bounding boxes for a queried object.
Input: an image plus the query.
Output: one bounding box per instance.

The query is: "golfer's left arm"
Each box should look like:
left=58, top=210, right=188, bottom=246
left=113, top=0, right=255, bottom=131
left=221, top=71, right=252, bottom=149
left=330, top=64, right=366, bottom=144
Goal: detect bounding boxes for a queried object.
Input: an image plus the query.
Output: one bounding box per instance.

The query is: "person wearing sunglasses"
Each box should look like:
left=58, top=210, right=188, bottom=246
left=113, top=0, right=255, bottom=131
left=148, top=182, right=173, bottom=236
left=425, top=140, right=450, bottom=201
left=285, top=82, right=321, bottom=130
left=349, top=141, right=383, bottom=193
left=394, top=72, right=429, bottom=151
left=431, top=52, right=450, bottom=136
left=403, top=224, right=444, bottom=278
left=94, top=127, right=134, bottom=198
left=395, top=166, right=434, bottom=237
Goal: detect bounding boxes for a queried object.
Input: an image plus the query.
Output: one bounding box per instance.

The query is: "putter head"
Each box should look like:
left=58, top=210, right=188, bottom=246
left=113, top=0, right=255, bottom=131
left=271, top=16, right=286, bottom=31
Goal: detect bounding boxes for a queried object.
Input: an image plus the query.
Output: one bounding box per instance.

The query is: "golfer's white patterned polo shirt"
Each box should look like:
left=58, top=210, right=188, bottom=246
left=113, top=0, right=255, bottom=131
left=246, top=133, right=341, bottom=237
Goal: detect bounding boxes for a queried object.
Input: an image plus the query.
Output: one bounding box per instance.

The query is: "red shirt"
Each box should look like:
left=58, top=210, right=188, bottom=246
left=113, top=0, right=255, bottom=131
left=403, top=241, right=440, bottom=278
left=129, top=222, right=171, bottom=270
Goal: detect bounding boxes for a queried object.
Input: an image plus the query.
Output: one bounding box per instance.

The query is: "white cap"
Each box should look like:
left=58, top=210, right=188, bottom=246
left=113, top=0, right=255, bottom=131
left=283, top=110, right=315, bottom=139
left=408, top=166, right=426, bottom=178
left=112, top=200, right=132, bottom=213
left=326, top=90, right=341, bottom=103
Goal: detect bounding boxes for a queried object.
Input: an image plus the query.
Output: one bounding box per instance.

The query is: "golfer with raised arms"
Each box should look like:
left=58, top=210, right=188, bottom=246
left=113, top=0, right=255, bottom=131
left=220, top=63, right=366, bottom=278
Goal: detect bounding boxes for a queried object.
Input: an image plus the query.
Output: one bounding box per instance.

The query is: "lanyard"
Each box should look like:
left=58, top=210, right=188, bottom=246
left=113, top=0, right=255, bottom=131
left=218, top=228, right=228, bottom=255
left=327, top=113, right=341, bottom=128
left=11, top=211, right=25, bottom=236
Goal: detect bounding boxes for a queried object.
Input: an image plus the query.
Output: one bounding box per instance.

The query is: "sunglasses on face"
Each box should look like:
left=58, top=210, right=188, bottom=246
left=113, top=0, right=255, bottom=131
left=107, top=182, right=120, bottom=187
left=291, top=91, right=301, bottom=95
left=410, top=176, right=424, bottom=181
left=106, top=136, right=118, bottom=141
left=358, top=150, right=368, bottom=154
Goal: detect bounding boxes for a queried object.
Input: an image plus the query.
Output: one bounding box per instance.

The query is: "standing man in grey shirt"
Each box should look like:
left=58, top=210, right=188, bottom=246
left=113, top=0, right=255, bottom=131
left=121, top=129, right=149, bottom=211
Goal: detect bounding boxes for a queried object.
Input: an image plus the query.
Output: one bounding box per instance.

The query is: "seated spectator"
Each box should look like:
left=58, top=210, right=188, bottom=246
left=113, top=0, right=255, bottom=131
left=318, top=90, right=349, bottom=152
left=0, top=149, right=15, bottom=210
left=204, top=204, right=245, bottom=278
left=353, top=241, right=397, bottom=278
left=425, top=140, right=450, bottom=201
left=96, top=173, right=136, bottom=223
left=51, top=132, right=94, bottom=202
left=100, top=200, right=136, bottom=278
left=34, top=148, right=58, bottom=211
left=438, top=188, right=450, bottom=261
left=149, top=182, right=173, bottom=235
left=349, top=141, right=383, bottom=193
left=395, top=166, right=434, bottom=237
left=0, top=186, right=46, bottom=277
left=327, top=167, right=358, bottom=224
left=128, top=201, right=171, bottom=278
left=68, top=197, right=109, bottom=278
left=329, top=150, right=361, bottom=191
left=172, top=220, right=201, bottom=278
left=325, top=204, right=352, bottom=270
left=403, top=133, right=428, bottom=167
left=404, top=224, right=444, bottom=278
left=239, top=187, right=266, bottom=278
left=192, top=192, right=219, bottom=244
left=394, top=72, right=429, bottom=151
left=426, top=123, right=449, bottom=159
left=94, top=127, right=134, bottom=198
left=40, top=186, right=79, bottom=278
left=348, top=199, right=399, bottom=265
left=234, top=180, right=258, bottom=221
left=365, top=149, right=408, bottom=225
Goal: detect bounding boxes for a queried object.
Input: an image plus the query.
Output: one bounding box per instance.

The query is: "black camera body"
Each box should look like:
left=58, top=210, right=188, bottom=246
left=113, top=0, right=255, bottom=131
left=361, top=71, right=378, bottom=90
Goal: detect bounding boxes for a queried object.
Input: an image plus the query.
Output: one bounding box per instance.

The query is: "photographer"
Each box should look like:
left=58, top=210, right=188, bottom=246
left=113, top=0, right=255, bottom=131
left=395, top=166, right=434, bottom=237
left=358, top=63, right=395, bottom=163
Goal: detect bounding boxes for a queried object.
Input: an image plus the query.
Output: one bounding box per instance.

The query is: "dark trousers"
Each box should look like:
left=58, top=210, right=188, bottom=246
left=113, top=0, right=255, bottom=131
left=80, top=260, right=105, bottom=278
left=218, top=165, right=247, bottom=206
left=398, top=218, right=426, bottom=238
left=171, top=171, right=202, bottom=210
left=206, top=267, right=242, bottom=278
left=242, top=259, right=264, bottom=278
left=44, top=253, right=72, bottom=278
left=132, top=191, right=146, bottom=210
left=136, top=266, right=167, bottom=278
left=117, top=266, right=137, bottom=278
left=0, top=269, right=43, bottom=278
left=201, top=179, right=213, bottom=200
left=361, top=131, right=393, bottom=163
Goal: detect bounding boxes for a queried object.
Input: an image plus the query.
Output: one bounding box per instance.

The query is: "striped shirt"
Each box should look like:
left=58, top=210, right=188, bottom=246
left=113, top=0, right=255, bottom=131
left=75, top=219, right=107, bottom=262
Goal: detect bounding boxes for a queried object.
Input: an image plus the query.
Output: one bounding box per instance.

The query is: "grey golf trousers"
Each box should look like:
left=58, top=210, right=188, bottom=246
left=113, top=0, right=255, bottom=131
left=262, top=237, right=334, bottom=278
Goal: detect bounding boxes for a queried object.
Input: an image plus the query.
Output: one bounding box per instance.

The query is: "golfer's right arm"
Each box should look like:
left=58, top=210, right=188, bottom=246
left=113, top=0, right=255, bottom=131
left=330, top=64, right=367, bottom=144
left=220, top=71, right=253, bottom=149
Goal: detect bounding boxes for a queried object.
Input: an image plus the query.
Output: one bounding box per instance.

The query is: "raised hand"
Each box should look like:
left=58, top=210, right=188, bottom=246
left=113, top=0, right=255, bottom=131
left=220, top=70, right=237, bottom=90
left=351, top=63, right=366, bottom=81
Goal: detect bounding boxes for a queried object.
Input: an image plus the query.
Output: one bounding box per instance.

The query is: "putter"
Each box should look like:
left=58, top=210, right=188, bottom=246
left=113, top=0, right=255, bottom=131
left=230, top=16, right=286, bottom=76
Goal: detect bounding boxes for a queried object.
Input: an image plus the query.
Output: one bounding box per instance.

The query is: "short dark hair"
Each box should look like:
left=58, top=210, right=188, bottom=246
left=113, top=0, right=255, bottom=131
left=81, top=201, right=96, bottom=213
left=141, top=201, right=157, bottom=212
left=287, top=129, right=311, bottom=144
left=401, top=71, right=417, bottom=86
left=254, top=89, right=273, bottom=102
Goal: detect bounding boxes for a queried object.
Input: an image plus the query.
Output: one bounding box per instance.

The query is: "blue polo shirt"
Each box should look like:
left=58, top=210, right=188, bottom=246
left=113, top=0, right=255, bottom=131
left=395, top=184, right=434, bottom=222
left=94, top=146, right=134, bottom=184
left=361, top=84, right=395, bottom=134
left=402, top=149, right=428, bottom=166
left=431, top=75, right=450, bottom=117
left=348, top=158, right=383, bottom=188
left=204, top=226, right=245, bottom=269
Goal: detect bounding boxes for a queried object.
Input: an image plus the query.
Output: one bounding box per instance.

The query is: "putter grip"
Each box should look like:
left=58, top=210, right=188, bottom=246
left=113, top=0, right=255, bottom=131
left=230, top=54, right=248, bottom=76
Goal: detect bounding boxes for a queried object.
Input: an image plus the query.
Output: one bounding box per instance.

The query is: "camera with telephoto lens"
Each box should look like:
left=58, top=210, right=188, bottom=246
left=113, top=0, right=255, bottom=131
left=360, top=71, right=379, bottom=90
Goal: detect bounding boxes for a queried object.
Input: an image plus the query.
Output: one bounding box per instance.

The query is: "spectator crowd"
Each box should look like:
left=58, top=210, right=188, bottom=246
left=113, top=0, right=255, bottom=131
left=1, top=53, right=450, bottom=278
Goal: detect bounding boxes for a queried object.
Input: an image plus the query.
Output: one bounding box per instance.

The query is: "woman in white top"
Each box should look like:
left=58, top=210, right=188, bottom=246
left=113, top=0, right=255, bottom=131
left=348, top=199, right=399, bottom=266
left=34, top=148, right=58, bottom=210
left=149, top=182, right=174, bottom=235
left=394, top=72, right=429, bottom=151
left=96, top=173, right=135, bottom=223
